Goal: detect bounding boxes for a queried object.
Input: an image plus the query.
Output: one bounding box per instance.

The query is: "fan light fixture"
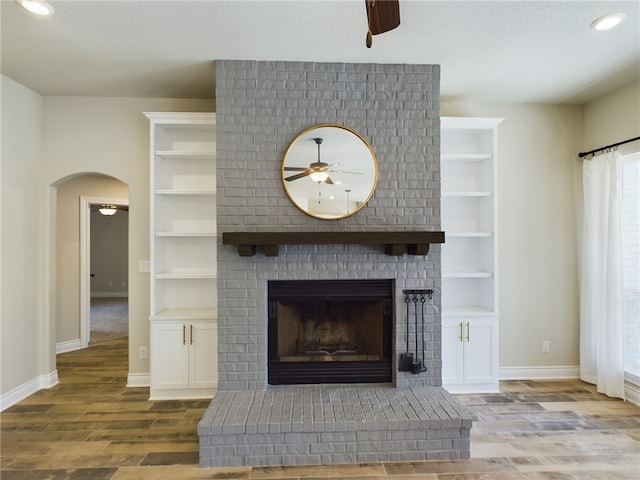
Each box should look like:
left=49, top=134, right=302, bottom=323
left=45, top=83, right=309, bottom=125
left=310, top=171, right=330, bottom=183
left=16, top=0, right=55, bottom=16
left=590, top=12, right=626, bottom=31
left=98, top=205, right=118, bottom=216
left=309, top=138, right=330, bottom=183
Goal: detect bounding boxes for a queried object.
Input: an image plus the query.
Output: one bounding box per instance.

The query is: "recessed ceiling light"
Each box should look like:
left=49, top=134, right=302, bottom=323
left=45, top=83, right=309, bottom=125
left=16, top=0, right=55, bottom=16
left=590, top=12, right=627, bottom=31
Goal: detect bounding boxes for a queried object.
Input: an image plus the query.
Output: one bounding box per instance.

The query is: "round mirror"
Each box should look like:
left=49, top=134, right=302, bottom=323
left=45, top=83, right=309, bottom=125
left=282, top=124, right=378, bottom=220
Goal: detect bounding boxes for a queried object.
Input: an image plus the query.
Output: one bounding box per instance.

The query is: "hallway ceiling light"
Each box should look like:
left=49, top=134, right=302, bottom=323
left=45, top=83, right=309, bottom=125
left=16, top=0, right=55, bottom=16
left=590, top=12, right=627, bottom=31
left=98, top=205, right=118, bottom=216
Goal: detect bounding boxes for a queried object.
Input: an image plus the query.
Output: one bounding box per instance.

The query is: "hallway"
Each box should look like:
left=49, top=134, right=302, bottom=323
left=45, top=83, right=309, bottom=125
left=90, top=297, right=129, bottom=344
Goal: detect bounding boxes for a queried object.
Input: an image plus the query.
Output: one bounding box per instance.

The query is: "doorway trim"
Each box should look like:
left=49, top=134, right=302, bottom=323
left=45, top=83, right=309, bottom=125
left=80, top=195, right=129, bottom=348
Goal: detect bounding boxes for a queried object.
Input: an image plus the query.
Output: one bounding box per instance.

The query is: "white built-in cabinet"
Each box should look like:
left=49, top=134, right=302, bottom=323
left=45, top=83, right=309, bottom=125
left=150, top=320, right=217, bottom=393
left=440, top=117, right=502, bottom=393
left=145, top=112, right=217, bottom=400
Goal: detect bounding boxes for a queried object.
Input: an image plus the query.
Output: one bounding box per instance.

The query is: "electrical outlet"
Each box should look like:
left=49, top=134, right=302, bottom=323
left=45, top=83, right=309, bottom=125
left=139, top=260, right=150, bottom=273
left=542, top=340, right=550, bottom=353
left=139, top=346, right=147, bottom=359
left=108, top=280, right=113, bottom=287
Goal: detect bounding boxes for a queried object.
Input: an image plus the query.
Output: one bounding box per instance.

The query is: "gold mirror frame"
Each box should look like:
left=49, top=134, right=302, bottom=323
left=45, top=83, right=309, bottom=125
left=282, top=124, right=378, bottom=220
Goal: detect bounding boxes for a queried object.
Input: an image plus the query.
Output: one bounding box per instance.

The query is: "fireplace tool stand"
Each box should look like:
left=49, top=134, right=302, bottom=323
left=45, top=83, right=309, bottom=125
left=399, top=289, right=432, bottom=374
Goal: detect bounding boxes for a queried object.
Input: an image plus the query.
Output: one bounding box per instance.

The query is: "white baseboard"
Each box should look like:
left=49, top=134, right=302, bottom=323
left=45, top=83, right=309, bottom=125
left=91, top=292, right=128, bottom=298
left=127, top=373, right=150, bottom=388
left=500, top=365, right=580, bottom=380
left=150, top=387, right=216, bottom=401
left=476, top=366, right=639, bottom=405
left=625, top=381, right=640, bottom=406
left=56, top=339, right=82, bottom=354
left=0, top=371, right=59, bottom=412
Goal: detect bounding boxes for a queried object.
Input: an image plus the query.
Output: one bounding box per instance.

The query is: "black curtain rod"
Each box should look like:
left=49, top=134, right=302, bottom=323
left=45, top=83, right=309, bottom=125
left=578, top=136, right=640, bottom=158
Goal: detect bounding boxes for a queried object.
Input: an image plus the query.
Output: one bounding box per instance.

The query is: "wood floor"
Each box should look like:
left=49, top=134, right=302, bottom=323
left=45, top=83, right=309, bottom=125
left=1, top=336, right=639, bottom=479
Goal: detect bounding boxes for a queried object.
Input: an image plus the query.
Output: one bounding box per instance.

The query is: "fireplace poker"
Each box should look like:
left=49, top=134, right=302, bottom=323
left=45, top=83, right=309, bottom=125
left=421, top=295, right=426, bottom=367
left=400, top=289, right=432, bottom=374
left=399, top=293, right=413, bottom=371
left=412, top=295, right=423, bottom=374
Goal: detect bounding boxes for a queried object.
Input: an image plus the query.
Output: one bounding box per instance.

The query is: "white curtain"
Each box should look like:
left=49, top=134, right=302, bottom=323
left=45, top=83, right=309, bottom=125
left=580, top=149, right=625, bottom=399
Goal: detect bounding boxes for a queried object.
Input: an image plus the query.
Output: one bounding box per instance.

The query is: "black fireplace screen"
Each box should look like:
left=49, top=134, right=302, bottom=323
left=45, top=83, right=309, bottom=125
left=268, top=279, right=393, bottom=385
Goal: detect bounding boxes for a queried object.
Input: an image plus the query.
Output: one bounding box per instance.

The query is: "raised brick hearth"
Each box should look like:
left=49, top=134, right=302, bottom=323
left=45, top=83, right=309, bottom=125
left=198, top=60, right=471, bottom=467
left=199, top=386, right=471, bottom=467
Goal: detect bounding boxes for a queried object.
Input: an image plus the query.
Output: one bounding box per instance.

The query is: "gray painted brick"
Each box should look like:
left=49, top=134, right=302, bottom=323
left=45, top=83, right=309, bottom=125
left=200, top=385, right=471, bottom=467
left=204, top=60, right=462, bottom=467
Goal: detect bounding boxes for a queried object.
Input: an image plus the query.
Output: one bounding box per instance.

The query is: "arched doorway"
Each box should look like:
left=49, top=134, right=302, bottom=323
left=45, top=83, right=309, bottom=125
left=54, top=174, right=129, bottom=357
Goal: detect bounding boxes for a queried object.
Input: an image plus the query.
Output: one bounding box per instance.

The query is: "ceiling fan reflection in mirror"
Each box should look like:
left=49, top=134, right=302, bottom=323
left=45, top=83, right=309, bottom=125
left=281, top=123, right=378, bottom=220
left=284, top=137, right=363, bottom=185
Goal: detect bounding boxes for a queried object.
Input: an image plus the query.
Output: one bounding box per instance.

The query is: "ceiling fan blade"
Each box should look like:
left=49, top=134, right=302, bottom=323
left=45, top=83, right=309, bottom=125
left=285, top=171, right=312, bottom=182
left=284, top=167, right=309, bottom=171
left=325, top=177, right=334, bottom=185
left=366, top=0, right=400, bottom=35
left=331, top=170, right=364, bottom=175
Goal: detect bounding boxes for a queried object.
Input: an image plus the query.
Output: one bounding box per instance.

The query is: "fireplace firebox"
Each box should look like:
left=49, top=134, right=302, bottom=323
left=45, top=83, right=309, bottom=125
left=268, top=279, right=393, bottom=385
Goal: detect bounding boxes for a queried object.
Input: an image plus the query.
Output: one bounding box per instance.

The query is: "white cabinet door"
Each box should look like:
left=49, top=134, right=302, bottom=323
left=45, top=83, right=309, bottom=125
left=463, top=318, right=498, bottom=386
left=151, top=320, right=218, bottom=396
left=442, top=317, right=498, bottom=392
left=442, top=319, right=465, bottom=386
left=188, top=322, right=218, bottom=389
left=151, top=321, right=189, bottom=390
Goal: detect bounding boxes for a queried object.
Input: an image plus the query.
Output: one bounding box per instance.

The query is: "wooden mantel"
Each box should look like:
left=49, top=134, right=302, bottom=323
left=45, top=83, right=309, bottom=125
left=222, top=231, right=445, bottom=257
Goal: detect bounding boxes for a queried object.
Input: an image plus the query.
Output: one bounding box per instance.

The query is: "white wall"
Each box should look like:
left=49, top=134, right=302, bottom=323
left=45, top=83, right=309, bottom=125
left=1, top=76, right=54, bottom=405
left=584, top=81, right=640, bottom=153
left=441, top=101, right=584, bottom=373
left=3, top=76, right=635, bottom=405
left=42, top=96, right=213, bottom=378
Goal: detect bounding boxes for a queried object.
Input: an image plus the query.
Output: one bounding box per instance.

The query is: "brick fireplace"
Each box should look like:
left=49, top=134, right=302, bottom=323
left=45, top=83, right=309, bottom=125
left=198, top=60, right=471, bottom=467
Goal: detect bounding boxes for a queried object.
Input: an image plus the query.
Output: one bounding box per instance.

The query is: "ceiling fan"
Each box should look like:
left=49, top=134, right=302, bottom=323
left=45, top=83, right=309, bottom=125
left=284, top=138, right=334, bottom=184
left=365, top=0, right=401, bottom=48
left=284, top=138, right=362, bottom=185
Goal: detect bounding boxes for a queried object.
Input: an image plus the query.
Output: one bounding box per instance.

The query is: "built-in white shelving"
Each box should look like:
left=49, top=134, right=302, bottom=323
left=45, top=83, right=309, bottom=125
left=145, top=112, right=218, bottom=400
left=441, top=153, right=492, bottom=162
left=441, top=117, right=503, bottom=393
left=442, top=306, right=497, bottom=317
left=442, top=192, right=492, bottom=197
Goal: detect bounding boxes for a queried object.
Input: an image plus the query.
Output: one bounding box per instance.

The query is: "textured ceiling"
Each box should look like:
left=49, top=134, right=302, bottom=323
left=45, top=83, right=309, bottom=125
left=1, top=0, right=639, bottom=103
